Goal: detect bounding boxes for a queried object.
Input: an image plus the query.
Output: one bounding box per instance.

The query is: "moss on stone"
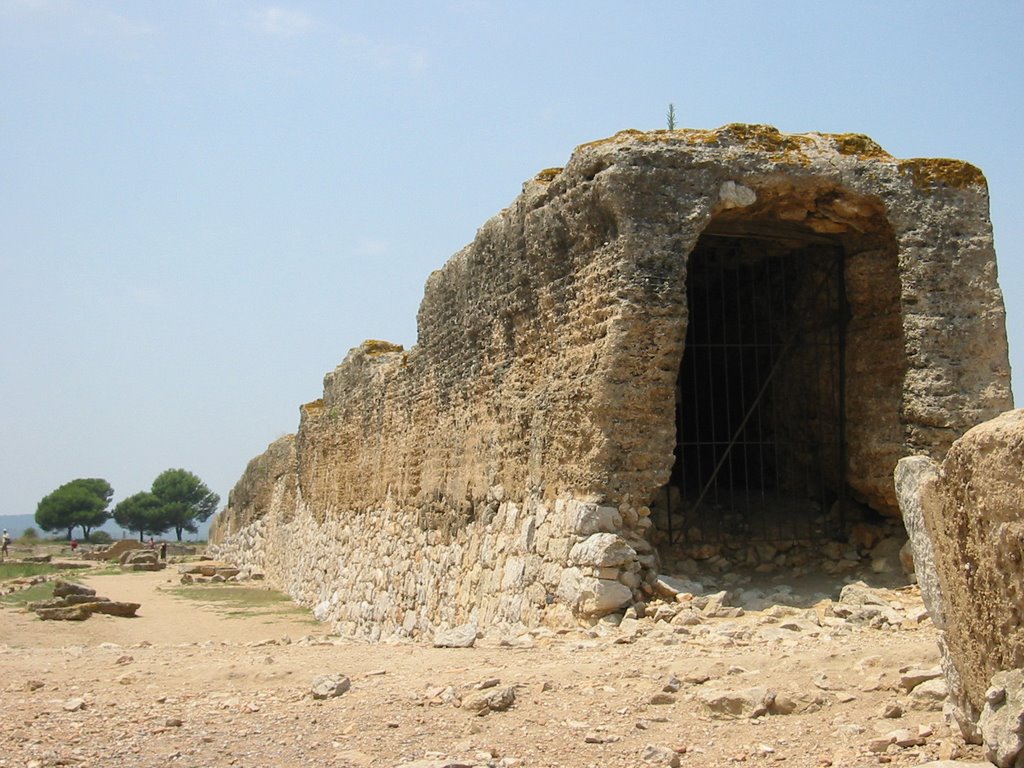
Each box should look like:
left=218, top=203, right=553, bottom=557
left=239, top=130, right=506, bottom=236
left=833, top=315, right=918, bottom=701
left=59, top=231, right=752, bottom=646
left=535, top=167, right=563, bottom=183
left=302, top=399, right=324, bottom=415
left=898, top=158, right=987, bottom=191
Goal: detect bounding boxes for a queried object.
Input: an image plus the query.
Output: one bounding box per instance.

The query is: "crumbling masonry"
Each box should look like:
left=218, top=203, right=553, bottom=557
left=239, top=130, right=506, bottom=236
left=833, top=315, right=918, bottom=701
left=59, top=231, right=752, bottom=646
left=209, top=125, right=1011, bottom=640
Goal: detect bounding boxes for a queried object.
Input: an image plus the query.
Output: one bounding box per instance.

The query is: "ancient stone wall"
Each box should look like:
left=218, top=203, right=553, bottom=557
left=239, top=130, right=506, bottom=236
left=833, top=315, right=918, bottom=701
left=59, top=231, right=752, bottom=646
left=210, top=125, right=1012, bottom=639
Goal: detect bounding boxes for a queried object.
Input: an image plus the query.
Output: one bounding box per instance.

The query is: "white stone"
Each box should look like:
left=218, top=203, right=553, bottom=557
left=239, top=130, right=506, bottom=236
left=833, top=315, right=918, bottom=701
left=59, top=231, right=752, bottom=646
left=311, top=674, right=351, bottom=699
left=719, top=180, right=757, bottom=209
left=567, top=501, right=622, bottom=536
left=556, top=567, right=632, bottom=618
left=433, top=624, right=478, bottom=648
left=569, top=533, right=636, bottom=568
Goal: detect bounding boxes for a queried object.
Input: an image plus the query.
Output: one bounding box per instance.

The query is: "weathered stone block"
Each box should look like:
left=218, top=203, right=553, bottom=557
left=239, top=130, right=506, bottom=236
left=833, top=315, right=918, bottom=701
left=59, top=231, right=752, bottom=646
left=556, top=567, right=632, bottom=618
left=568, top=533, right=636, bottom=568
left=897, top=410, right=1024, bottom=742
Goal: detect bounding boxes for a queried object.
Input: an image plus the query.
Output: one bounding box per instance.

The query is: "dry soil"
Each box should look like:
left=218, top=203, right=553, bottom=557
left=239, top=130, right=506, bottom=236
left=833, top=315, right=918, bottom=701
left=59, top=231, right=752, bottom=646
left=0, top=564, right=989, bottom=768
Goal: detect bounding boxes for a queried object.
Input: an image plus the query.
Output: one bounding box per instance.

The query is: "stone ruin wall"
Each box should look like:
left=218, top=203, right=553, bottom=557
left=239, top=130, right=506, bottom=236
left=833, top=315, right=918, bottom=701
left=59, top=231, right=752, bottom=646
left=209, top=125, right=1012, bottom=640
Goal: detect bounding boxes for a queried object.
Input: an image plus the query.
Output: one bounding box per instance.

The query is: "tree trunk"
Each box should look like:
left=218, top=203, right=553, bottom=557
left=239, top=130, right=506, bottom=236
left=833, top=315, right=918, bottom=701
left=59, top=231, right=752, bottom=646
left=138, top=530, right=144, bottom=542
left=66, top=527, right=73, bottom=540
left=81, top=525, right=92, bottom=540
left=175, top=527, right=184, bottom=542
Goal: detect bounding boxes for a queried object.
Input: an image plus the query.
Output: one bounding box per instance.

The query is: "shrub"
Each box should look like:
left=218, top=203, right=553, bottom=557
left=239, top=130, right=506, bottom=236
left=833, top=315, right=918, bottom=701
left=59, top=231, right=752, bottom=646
left=89, top=530, right=113, bottom=544
left=20, top=527, right=38, bottom=541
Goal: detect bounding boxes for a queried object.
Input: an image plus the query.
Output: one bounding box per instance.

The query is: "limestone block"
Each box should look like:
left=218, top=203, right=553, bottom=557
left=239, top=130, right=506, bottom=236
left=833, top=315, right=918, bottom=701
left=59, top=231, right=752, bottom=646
left=719, top=180, right=757, bottom=209
left=501, top=558, right=526, bottom=590
left=433, top=624, right=477, bottom=648
left=980, top=669, right=1024, bottom=768
left=518, top=517, right=536, bottom=553
left=895, top=455, right=946, bottom=628
left=556, top=566, right=632, bottom=618
left=697, top=687, right=776, bottom=719
left=566, top=501, right=623, bottom=537
left=568, top=533, right=637, bottom=568
left=919, top=410, right=1024, bottom=726
left=652, top=574, right=701, bottom=600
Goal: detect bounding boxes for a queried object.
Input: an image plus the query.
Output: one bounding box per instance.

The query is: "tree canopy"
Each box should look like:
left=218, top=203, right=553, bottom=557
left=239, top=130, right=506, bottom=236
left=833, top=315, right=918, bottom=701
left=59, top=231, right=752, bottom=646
left=151, top=468, right=220, bottom=541
left=35, top=478, right=113, bottom=540
left=113, top=491, right=167, bottom=542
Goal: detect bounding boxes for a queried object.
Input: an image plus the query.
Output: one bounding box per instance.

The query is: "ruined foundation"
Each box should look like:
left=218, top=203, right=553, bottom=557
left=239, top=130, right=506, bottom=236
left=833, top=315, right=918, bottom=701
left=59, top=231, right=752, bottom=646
left=210, top=125, right=1011, bottom=639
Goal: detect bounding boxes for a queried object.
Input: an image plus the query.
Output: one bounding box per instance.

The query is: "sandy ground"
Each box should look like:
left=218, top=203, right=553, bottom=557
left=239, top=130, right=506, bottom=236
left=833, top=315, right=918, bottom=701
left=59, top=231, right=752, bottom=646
left=0, top=564, right=989, bottom=768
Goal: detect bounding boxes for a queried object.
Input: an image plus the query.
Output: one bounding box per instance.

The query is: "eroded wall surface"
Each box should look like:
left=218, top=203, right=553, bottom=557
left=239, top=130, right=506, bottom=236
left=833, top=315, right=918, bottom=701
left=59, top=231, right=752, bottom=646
left=210, top=125, right=1011, bottom=639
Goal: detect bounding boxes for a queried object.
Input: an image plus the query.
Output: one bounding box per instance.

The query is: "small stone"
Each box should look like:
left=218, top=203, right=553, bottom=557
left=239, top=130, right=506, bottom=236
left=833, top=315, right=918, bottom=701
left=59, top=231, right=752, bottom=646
left=462, top=686, right=516, bottom=715
left=63, top=697, right=86, bottom=712
left=697, top=687, right=775, bottom=719
left=908, top=677, right=948, bottom=710
left=165, top=717, right=183, bottom=727
left=881, top=702, right=903, bottom=719
left=584, top=732, right=620, bottom=744
left=640, top=743, right=681, bottom=767
left=899, top=666, right=943, bottom=692
left=889, top=728, right=926, bottom=748
left=867, top=736, right=895, bottom=753
left=311, top=674, right=351, bottom=699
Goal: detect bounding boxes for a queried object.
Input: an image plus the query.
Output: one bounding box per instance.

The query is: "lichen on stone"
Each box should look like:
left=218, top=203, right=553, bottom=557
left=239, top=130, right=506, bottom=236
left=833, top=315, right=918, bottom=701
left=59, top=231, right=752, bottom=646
left=830, top=133, right=892, bottom=159
left=361, top=339, right=404, bottom=356
left=535, top=167, right=563, bottom=183
left=899, top=158, right=987, bottom=190
left=301, top=398, right=324, bottom=415
left=714, top=123, right=810, bottom=156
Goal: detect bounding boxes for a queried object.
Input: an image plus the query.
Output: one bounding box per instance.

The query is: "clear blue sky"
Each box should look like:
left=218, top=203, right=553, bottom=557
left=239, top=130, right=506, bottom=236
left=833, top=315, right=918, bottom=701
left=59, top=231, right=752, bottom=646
left=2, top=1, right=1021, bottom=520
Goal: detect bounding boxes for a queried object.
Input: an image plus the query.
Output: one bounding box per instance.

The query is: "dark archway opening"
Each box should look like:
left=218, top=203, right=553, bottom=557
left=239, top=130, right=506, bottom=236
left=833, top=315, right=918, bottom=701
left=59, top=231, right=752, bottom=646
left=664, top=224, right=848, bottom=545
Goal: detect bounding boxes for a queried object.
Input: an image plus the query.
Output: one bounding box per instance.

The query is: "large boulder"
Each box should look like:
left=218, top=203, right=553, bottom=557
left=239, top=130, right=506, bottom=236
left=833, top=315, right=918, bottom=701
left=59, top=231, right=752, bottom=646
left=897, top=409, right=1024, bottom=744
left=83, top=601, right=141, bottom=618
left=122, top=549, right=158, bottom=565
left=52, top=580, right=95, bottom=598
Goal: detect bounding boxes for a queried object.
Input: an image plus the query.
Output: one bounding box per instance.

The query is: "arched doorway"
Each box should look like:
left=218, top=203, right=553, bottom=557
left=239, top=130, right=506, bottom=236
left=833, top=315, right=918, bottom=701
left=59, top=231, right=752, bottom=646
left=667, top=221, right=848, bottom=545
left=648, top=186, right=909, bottom=578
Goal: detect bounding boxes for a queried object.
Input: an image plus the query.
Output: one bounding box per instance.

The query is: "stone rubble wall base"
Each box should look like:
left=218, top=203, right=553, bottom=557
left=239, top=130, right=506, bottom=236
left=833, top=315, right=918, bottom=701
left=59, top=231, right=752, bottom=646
left=208, top=493, right=657, bottom=641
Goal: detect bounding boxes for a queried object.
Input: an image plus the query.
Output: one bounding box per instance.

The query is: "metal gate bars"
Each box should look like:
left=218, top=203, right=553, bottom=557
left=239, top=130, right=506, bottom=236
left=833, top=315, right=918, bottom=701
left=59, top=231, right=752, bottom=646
left=666, top=233, right=847, bottom=545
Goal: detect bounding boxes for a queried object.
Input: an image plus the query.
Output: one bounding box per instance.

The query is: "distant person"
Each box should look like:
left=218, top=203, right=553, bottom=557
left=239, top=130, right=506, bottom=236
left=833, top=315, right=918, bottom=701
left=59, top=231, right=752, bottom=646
left=159, top=542, right=167, bottom=560
left=148, top=537, right=155, bottom=550
left=1, top=529, right=10, bottom=560
left=70, top=538, right=78, bottom=553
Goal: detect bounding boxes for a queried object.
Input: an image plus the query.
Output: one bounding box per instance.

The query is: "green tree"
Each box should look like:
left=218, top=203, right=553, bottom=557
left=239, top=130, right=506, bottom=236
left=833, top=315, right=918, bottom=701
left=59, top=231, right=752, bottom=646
left=151, top=469, right=220, bottom=541
left=666, top=103, right=677, bottom=130
left=35, top=478, right=113, bottom=540
left=113, top=491, right=169, bottom=541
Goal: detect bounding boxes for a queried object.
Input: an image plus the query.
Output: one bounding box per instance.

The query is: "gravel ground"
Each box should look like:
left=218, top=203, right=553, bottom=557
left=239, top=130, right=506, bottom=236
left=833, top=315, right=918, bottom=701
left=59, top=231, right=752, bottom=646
left=0, top=566, right=989, bottom=768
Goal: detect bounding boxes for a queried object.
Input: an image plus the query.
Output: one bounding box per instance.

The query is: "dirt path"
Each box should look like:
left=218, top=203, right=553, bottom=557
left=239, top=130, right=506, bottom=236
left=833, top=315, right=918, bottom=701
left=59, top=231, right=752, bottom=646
left=0, top=564, right=989, bottom=768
